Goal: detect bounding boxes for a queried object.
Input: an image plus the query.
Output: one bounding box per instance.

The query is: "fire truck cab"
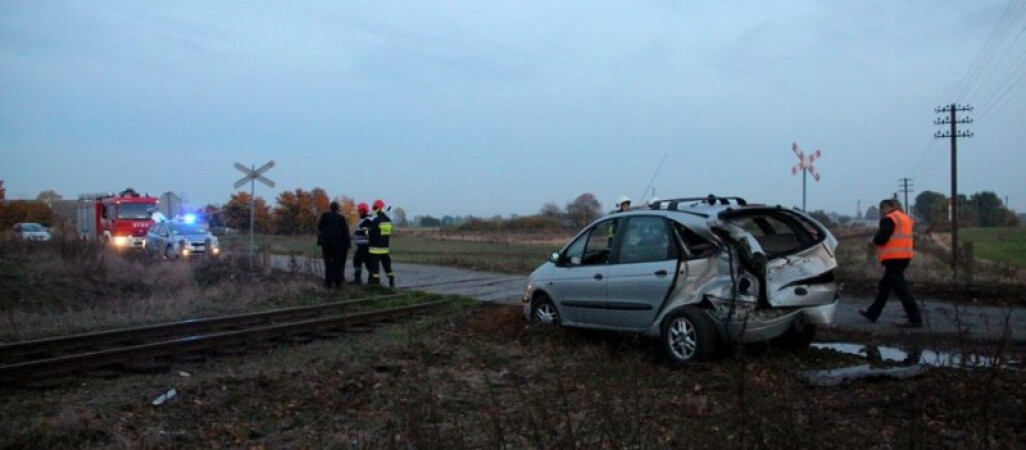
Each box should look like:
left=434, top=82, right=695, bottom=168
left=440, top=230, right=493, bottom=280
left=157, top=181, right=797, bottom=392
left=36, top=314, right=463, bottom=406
left=77, top=189, right=160, bottom=251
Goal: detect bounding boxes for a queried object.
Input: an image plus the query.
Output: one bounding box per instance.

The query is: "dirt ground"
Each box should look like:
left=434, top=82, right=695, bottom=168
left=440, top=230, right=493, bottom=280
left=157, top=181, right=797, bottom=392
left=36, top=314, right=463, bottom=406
left=2, top=303, right=1024, bottom=450
left=3, top=238, right=1025, bottom=449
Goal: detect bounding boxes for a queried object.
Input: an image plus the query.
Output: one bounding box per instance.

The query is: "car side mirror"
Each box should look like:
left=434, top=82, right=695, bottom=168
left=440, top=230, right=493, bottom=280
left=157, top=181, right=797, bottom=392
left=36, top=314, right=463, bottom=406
left=549, top=252, right=562, bottom=264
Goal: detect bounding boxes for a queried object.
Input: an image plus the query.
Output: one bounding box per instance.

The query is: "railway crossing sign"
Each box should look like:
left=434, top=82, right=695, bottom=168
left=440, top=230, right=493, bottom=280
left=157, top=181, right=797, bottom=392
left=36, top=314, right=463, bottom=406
left=234, top=160, right=276, bottom=189
left=790, top=142, right=821, bottom=211
left=233, top=160, right=275, bottom=263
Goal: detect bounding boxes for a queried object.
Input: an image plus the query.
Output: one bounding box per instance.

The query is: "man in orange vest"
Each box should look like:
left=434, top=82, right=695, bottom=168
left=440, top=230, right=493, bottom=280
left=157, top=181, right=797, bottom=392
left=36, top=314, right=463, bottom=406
left=859, top=199, right=923, bottom=328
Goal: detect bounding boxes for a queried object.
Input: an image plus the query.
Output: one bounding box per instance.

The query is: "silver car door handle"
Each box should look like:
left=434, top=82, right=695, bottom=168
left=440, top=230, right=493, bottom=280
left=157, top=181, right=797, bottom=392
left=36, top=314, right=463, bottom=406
left=654, top=270, right=668, bottom=277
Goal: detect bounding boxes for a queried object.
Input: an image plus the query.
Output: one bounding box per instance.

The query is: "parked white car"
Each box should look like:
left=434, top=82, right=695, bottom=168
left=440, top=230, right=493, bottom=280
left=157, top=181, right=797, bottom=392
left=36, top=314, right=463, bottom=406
left=13, top=223, right=51, bottom=241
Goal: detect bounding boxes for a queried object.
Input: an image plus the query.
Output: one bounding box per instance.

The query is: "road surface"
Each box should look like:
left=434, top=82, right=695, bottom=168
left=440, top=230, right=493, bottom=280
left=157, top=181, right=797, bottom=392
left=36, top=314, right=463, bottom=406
left=272, top=255, right=1025, bottom=342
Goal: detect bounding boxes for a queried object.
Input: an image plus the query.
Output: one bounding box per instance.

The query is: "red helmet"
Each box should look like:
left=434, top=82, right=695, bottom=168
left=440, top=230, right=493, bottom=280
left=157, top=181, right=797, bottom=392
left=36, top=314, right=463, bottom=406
left=357, top=202, right=369, bottom=213
left=372, top=199, right=385, bottom=210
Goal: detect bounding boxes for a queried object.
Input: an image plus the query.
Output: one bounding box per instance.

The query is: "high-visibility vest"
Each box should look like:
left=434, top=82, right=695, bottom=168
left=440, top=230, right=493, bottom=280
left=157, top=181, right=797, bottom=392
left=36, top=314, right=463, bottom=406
left=368, top=210, right=392, bottom=255
left=877, top=210, right=914, bottom=262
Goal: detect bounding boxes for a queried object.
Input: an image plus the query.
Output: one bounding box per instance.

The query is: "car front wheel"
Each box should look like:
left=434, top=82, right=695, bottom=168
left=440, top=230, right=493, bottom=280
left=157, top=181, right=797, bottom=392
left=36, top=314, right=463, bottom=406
left=165, top=245, right=177, bottom=260
left=661, top=307, right=718, bottom=365
left=530, top=295, right=560, bottom=325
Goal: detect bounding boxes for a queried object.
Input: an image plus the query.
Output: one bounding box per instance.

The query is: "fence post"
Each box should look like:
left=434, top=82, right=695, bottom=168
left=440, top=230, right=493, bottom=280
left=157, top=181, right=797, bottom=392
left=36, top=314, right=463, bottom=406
left=262, top=245, right=271, bottom=276
left=960, top=241, right=974, bottom=285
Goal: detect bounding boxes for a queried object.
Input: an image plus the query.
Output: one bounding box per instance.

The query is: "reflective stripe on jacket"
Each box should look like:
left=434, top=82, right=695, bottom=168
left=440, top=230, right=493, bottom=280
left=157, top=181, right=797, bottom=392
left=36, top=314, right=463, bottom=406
left=877, top=210, right=914, bottom=262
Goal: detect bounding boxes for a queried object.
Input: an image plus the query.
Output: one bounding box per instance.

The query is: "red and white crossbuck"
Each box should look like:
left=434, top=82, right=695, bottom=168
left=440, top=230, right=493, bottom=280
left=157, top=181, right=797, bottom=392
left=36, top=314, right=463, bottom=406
left=791, top=142, right=822, bottom=211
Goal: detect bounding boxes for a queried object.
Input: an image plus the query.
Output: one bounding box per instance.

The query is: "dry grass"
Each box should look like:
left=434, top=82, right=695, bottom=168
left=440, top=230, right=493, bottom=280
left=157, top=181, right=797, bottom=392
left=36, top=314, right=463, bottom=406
left=1, top=304, right=1023, bottom=449
left=3, top=234, right=1026, bottom=449
left=0, top=237, right=330, bottom=341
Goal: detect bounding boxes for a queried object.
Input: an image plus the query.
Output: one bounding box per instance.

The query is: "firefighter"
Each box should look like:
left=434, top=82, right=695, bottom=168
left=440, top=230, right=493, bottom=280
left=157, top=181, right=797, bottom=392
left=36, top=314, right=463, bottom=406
left=350, top=202, right=373, bottom=285
left=367, top=199, right=395, bottom=287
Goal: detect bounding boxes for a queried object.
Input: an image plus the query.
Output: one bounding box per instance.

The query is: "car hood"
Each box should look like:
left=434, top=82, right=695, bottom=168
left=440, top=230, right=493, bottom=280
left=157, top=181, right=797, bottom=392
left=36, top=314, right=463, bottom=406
left=177, top=232, right=215, bottom=242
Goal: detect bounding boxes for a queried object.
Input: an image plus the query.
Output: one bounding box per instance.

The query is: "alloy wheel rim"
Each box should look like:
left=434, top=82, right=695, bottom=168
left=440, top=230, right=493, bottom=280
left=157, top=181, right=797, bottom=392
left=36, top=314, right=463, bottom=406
left=669, top=318, right=697, bottom=360
left=535, top=304, right=557, bottom=324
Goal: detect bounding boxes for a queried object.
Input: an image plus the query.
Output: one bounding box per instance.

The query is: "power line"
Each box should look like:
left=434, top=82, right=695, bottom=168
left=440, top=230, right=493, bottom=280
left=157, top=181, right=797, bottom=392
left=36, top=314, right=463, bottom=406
left=955, top=0, right=1026, bottom=103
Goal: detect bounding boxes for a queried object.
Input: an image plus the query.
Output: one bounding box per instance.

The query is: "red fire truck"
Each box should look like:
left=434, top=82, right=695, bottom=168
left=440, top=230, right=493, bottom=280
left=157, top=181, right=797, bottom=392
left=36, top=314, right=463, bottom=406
left=76, top=188, right=160, bottom=251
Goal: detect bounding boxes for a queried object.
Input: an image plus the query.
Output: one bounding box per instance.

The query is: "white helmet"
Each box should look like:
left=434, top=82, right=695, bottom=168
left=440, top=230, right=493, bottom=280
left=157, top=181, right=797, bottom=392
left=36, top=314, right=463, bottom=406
left=617, top=195, right=631, bottom=206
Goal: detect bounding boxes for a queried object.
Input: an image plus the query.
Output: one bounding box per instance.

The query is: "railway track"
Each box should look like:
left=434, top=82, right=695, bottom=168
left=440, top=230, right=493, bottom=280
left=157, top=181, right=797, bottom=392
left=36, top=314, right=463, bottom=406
left=0, top=293, right=452, bottom=386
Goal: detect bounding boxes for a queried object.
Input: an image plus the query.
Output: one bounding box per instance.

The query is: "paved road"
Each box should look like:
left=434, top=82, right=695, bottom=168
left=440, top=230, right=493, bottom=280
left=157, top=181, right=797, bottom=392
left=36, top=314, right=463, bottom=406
left=273, top=255, right=1026, bottom=342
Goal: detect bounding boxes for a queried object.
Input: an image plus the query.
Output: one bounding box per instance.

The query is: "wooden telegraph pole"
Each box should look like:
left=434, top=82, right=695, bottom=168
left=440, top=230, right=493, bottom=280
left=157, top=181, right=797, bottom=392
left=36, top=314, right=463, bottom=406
left=934, top=104, right=972, bottom=278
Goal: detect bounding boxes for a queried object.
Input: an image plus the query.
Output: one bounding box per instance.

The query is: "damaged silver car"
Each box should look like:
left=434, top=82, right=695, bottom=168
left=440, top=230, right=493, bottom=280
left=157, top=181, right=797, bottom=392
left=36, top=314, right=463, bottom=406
left=521, top=195, right=839, bottom=365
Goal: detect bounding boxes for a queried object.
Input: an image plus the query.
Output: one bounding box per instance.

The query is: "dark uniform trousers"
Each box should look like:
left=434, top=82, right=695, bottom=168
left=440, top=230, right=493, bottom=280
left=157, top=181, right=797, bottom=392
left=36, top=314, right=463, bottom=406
left=866, top=259, right=922, bottom=324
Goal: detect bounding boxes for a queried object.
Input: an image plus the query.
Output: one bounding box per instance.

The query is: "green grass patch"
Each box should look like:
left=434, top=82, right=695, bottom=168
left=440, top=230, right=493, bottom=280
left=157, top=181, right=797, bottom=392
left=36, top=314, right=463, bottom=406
left=960, top=227, right=1026, bottom=267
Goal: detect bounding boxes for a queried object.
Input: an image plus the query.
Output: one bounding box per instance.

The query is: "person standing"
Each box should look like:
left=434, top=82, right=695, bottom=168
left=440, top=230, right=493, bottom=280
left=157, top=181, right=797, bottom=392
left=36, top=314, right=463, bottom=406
left=350, top=202, right=373, bottom=285
left=859, top=199, right=923, bottom=328
left=615, top=195, right=632, bottom=213
left=367, top=199, right=395, bottom=287
left=317, top=201, right=351, bottom=289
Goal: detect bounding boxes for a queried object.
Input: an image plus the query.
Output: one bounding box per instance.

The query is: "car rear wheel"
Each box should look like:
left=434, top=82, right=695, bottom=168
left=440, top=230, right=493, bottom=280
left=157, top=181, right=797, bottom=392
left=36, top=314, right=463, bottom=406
left=662, top=307, right=717, bottom=365
left=531, top=295, right=560, bottom=325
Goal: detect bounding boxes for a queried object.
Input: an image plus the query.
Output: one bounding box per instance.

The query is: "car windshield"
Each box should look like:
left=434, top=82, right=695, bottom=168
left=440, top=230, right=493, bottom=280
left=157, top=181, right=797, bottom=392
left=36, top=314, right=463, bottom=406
left=117, top=203, right=154, bottom=219
left=172, top=222, right=208, bottom=235
left=20, top=223, right=44, bottom=232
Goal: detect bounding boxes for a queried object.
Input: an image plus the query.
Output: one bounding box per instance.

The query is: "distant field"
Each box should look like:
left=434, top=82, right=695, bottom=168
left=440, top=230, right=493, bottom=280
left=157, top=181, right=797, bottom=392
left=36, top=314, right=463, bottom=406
left=959, top=227, right=1026, bottom=267
left=221, top=230, right=562, bottom=274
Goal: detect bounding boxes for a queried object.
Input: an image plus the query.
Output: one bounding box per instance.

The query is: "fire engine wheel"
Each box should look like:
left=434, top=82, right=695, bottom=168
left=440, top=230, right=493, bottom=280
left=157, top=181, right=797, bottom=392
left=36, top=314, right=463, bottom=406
left=165, top=245, right=177, bottom=260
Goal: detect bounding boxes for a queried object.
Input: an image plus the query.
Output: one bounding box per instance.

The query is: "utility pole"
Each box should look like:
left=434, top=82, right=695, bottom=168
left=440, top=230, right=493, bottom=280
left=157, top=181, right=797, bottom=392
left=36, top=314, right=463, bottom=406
left=934, top=104, right=973, bottom=278
left=897, top=178, right=914, bottom=212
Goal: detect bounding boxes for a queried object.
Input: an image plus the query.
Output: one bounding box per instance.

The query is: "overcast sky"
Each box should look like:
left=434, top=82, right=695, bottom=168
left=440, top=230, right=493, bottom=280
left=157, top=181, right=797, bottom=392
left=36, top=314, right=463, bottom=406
left=2, top=1, right=1024, bottom=218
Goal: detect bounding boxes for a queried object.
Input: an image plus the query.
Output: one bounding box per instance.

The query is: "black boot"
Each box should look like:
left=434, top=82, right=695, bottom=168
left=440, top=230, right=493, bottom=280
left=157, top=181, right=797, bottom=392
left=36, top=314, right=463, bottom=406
left=388, top=276, right=395, bottom=288
left=350, top=269, right=363, bottom=285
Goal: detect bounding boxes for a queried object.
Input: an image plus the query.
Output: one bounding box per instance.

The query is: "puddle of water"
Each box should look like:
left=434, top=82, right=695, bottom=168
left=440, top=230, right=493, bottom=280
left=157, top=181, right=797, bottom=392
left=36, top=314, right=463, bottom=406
left=811, top=342, right=1015, bottom=369
left=797, top=363, right=928, bottom=387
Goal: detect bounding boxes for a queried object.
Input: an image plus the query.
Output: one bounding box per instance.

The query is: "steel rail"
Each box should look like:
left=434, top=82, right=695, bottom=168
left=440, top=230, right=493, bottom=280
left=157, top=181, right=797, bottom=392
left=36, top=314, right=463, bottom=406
left=0, top=299, right=452, bottom=385
left=0, top=274, right=520, bottom=364
left=0, top=292, right=409, bottom=365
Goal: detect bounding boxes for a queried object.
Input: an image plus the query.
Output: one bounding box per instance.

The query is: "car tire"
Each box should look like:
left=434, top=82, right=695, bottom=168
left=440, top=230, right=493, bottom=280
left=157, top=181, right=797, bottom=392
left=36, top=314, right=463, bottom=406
left=661, top=307, right=718, bottom=365
left=165, top=245, right=177, bottom=260
left=530, top=295, right=560, bottom=325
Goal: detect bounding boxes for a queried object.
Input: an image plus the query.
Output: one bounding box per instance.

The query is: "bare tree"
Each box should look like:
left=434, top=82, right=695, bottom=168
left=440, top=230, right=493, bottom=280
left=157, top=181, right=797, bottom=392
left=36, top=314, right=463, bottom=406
left=539, top=202, right=562, bottom=219
left=36, top=190, right=63, bottom=205
left=393, top=207, right=408, bottom=226
left=565, top=193, right=601, bottom=229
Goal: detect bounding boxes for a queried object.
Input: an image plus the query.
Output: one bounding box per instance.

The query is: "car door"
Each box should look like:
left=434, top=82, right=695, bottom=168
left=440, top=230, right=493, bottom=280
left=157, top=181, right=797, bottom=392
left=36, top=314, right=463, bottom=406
left=717, top=209, right=838, bottom=308
left=543, top=218, right=618, bottom=325
left=599, top=216, right=680, bottom=329
left=146, top=223, right=164, bottom=253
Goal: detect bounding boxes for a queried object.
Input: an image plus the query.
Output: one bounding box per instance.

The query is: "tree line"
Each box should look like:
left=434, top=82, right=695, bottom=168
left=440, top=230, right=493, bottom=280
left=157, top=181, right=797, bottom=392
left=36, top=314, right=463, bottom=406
left=2, top=186, right=1017, bottom=234
left=912, top=190, right=1019, bottom=229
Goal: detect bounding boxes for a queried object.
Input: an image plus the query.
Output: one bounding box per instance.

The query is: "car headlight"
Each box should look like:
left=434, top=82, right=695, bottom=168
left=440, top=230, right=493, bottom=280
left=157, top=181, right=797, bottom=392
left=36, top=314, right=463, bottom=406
left=113, top=236, right=129, bottom=247
left=522, top=282, right=535, bottom=304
